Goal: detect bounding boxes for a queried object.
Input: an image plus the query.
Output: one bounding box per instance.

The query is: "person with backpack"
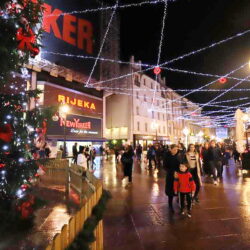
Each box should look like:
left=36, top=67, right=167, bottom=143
left=121, top=145, right=134, bottom=186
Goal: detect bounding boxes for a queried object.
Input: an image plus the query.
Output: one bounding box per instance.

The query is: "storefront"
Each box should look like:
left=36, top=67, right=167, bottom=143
left=37, top=81, right=104, bottom=156
left=133, top=134, right=169, bottom=150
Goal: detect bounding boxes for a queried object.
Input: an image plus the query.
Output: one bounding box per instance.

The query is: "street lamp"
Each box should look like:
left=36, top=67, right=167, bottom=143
left=151, top=121, right=159, bottom=143
left=59, top=104, right=70, bottom=158
left=183, top=127, right=189, bottom=148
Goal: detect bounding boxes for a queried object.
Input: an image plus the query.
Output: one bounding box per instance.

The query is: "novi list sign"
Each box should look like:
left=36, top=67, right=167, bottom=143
left=47, top=114, right=102, bottom=139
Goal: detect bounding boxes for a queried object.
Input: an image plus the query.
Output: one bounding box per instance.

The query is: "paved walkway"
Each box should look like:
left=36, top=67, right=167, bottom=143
left=98, top=157, right=250, bottom=250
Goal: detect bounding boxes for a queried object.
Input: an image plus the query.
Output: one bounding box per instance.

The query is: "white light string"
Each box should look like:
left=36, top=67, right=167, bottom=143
left=151, top=0, right=168, bottom=110
left=86, top=0, right=119, bottom=86
left=182, top=73, right=250, bottom=118
left=90, top=28, right=250, bottom=87
left=46, top=0, right=167, bottom=17
left=156, top=62, right=248, bottom=110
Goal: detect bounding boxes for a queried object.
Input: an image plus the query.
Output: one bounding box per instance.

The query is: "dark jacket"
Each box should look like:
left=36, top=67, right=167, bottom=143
left=163, top=151, right=181, bottom=196
left=208, top=147, right=222, bottom=162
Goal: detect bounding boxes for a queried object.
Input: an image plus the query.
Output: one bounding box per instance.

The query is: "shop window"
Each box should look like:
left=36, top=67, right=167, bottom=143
left=135, top=75, right=140, bottom=87
left=137, top=121, right=140, bottom=131
left=136, top=106, right=139, bottom=115
left=145, top=123, right=148, bottom=132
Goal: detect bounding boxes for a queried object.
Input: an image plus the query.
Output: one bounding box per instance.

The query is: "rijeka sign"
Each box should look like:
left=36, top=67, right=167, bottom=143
left=58, top=94, right=96, bottom=110
left=59, top=117, right=91, bottom=129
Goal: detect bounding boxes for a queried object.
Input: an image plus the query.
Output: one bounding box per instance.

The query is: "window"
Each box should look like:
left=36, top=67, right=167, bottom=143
left=151, top=82, right=153, bottom=89
left=157, top=100, right=159, bottom=106
left=137, top=121, right=140, bottom=131
left=136, top=91, right=139, bottom=99
left=144, top=79, right=146, bottom=86
left=144, top=95, right=147, bottom=102
left=152, top=111, right=154, bottom=119
left=145, top=123, right=148, bottom=132
left=136, top=106, right=139, bottom=115
left=163, top=114, right=165, bottom=121
left=163, top=126, right=166, bottom=134
left=157, top=112, right=160, bottom=120
left=158, top=126, right=161, bottom=133
left=135, top=75, right=140, bottom=87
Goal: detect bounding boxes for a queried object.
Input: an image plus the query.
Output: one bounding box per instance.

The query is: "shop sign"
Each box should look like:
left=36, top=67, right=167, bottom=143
left=41, top=0, right=100, bottom=76
left=58, top=94, right=96, bottom=110
left=43, top=84, right=103, bottom=116
left=47, top=114, right=101, bottom=138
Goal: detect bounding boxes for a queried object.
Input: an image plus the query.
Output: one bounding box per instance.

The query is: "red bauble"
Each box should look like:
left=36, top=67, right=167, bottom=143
left=153, top=67, right=161, bottom=75
left=0, top=164, right=6, bottom=168
left=0, top=124, right=13, bottom=142
left=19, top=201, right=33, bottom=219
left=219, top=77, right=227, bottom=84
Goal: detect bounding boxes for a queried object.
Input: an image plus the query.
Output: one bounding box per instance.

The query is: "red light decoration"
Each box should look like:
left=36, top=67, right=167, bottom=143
left=219, top=77, right=227, bottom=84
left=153, top=67, right=161, bottom=75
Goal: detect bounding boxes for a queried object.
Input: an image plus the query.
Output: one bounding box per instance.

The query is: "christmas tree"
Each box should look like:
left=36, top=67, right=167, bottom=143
left=0, top=0, right=47, bottom=229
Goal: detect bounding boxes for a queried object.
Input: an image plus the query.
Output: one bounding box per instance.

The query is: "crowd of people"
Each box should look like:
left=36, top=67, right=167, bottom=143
left=117, top=140, right=240, bottom=218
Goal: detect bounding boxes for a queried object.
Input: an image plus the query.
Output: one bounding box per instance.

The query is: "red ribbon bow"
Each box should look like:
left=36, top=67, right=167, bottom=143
left=16, top=27, right=39, bottom=56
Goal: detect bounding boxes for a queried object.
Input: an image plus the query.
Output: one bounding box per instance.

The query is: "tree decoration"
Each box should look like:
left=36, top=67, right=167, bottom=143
left=219, top=77, right=227, bottom=84
left=0, top=0, right=48, bottom=232
left=153, top=66, right=161, bottom=75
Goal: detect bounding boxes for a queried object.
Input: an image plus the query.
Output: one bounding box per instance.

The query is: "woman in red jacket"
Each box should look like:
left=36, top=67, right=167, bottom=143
left=174, top=164, right=196, bottom=218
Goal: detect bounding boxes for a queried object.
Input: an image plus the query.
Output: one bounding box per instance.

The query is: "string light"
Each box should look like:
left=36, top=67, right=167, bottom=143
left=86, top=0, right=119, bottom=86
left=47, top=0, right=167, bottom=17
left=184, top=73, right=250, bottom=118
left=151, top=0, right=168, bottom=110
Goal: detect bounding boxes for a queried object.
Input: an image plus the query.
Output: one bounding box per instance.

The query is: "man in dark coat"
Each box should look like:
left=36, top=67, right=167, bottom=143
left=208, top=140, right=223, bottom=185
left=163, top=144, right=181, bottom=212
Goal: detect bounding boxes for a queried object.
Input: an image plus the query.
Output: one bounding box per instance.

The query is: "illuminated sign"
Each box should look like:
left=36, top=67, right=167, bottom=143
left=47, top=114, right=101, bottom=138
left=41, top=1, right=100, bottom=76
left=58, top=94, right=96, bottom=110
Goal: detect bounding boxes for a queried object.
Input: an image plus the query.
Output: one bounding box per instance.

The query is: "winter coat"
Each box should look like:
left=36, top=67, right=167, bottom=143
left=163, top=151, right=181, bottom=196
left=174, top=171, right=196, bottom=193
left=208, top=147, right=222, bottom=162
left=185, top=152, right=202, bottom=185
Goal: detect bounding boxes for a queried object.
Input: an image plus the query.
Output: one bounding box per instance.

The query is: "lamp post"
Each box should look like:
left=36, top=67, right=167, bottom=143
left=59, top=104, right=70, bottom=158
left=151, top=121, right=159, bottom=143
left=183, top=127, right=189, bottom=148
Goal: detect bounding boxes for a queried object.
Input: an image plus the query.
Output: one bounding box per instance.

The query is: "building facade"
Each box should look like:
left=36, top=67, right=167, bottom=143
left=105, top=56, right=205, bottom=148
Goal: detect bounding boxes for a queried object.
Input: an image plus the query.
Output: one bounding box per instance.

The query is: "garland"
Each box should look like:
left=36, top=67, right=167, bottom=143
left=67, top=190, right=112, bottom=250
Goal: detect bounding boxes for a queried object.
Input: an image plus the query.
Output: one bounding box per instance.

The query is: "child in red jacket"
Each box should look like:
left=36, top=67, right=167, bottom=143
left=174, top=164, right=196, bottom=218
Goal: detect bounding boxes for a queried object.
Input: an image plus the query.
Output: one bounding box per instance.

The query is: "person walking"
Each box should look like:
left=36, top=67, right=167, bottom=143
left=72, top=142, right=78, bottom=164
left=174, top=163, right=196, bottom=218
left=185, top=144, right=202, bottom=203
left=121, top=145, right=134, bottom=186
left=136, top=144, right=143, bottom=162
left=77, top=146, right=87, bottom=170
left=147, top=145, right=157, bottom=169
left=163, top=144, right=181, bottom=212
left=178, top=143, right=186, bottom=163
left=201, top=142, right=210, bottom=176
left=208, top=140, right=223, bottom=185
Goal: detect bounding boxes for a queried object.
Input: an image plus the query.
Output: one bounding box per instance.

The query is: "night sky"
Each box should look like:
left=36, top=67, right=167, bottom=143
left=119, top=0, right=250, bottom=114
